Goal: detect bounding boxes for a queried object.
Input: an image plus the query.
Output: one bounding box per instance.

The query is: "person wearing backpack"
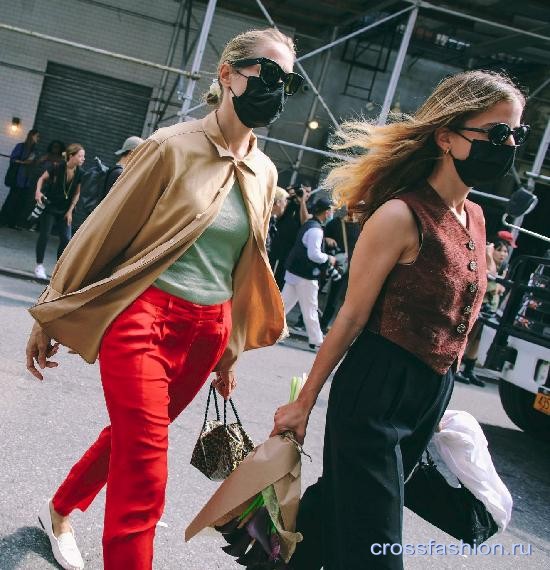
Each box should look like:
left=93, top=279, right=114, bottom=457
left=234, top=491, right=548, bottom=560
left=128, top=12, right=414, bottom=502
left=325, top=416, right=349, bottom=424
left=103, top=136, right=144, bottom=196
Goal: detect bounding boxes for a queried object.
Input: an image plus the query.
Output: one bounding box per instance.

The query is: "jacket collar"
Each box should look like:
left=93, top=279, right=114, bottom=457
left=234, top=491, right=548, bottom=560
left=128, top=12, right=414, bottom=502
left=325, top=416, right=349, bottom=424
left=201, top=111, right=263, bottom=176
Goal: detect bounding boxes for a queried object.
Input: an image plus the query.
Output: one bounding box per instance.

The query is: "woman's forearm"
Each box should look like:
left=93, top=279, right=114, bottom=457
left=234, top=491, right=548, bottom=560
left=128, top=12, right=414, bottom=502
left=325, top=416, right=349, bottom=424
left=36, top=172, right=48, bottom=194
left=297, top=308, right=366, bottom=411
left=69, top=187, right=80, bottom=210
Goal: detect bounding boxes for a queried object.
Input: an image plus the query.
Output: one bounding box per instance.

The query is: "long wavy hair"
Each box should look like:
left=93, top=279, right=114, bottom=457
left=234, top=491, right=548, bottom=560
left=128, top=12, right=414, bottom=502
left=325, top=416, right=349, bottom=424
left=326, top=70, right=525, bottom=226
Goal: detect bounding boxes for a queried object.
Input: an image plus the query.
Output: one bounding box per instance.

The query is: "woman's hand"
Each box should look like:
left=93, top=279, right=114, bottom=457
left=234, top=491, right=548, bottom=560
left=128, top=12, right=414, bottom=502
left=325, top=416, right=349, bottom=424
left=271, top=400, right=312, bottom=444
left=212, top=370, right=237, bottom=400
left=26, top=322, right=60, bottom=380
left=64, top=210, right=73, bottom=226
left=35, top=191, right=45, bottom=206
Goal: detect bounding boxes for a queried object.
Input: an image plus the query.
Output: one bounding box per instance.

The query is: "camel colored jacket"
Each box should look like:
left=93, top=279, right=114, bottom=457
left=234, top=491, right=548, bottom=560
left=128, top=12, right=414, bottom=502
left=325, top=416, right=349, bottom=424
left=29, top=112, right=286, bottom=371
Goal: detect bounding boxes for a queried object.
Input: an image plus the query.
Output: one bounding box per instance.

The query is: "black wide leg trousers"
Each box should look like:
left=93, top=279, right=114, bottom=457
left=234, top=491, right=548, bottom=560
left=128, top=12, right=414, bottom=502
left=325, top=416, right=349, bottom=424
left=290, top=331, right=454, bottom=570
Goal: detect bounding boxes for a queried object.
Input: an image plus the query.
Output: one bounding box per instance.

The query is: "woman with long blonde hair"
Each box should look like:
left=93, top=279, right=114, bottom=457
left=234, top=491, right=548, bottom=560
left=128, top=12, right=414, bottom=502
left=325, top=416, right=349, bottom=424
left=272, top=70, right=529, bottom=569
left=26, top=28, right=302, bottom=570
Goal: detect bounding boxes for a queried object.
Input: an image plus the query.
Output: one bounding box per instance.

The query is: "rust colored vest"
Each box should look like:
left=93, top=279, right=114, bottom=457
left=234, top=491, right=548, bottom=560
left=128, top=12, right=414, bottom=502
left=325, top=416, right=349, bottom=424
left=366, top=183, right=487, bottom=374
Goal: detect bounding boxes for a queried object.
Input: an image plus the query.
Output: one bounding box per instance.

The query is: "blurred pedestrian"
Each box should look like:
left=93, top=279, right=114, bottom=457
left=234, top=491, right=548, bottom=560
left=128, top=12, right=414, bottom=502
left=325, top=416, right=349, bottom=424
left=34, top=143, right=85, bottom=278
left=0, top=129, right=40, bottom=228
left=320, top=212, right=360, bottom=332
left=269, top=181, right=312, bottom=288
left=39, top=140, right=66, bottom=171
left=455, top=237, right=511, bottom=386
left=266, top=186, right=289, bottom=255
left=26, top=27, right=300, bottom=570
left=281, top=197, right=335, bottom=350
left=103, top=136, right=144, bottom=195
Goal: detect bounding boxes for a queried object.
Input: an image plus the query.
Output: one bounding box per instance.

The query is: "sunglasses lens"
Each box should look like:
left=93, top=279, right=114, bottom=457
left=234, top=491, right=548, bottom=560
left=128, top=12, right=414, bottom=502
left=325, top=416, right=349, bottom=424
left=260, top=61, right=281, bottom=88
left=285, top=73, right=304, bottom=95
left=489, top=124, right=511, bottom=145
left=513, top=125, right=530, bottom=146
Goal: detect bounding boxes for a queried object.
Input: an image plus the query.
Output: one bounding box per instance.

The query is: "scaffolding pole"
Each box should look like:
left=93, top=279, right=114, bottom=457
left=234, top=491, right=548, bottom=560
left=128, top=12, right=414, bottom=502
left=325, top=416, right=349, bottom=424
left=290, top=27, right=338, bottom=185
left=256, top=135, right=346, bottom=160
left=0, top=22, right=197, bottom=77
left=377, top=5, right=418, bottom=125
left=149, top=0, right=188, bottom=134
left=254, top=0, right=340, bottom=128
left=408, top=0, right=550, bottom=42
left=527, top=118, right=550, bottom=192
left=296, top=5, right=415, bottom=63
left=528, top=77, right=550, bottom=101
left=178, top=0, right=217, bottom=121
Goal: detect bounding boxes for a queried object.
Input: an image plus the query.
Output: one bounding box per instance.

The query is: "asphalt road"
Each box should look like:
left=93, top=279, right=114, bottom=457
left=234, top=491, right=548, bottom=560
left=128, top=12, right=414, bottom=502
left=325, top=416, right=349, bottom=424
left=0, top=274, right=548, bottom=569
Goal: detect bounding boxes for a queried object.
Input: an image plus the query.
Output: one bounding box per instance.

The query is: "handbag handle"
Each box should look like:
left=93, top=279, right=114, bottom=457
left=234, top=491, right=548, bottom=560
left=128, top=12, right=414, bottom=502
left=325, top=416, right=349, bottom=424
left=201, top=385, right=221, bottom=432
left=201, top=383, right=243, bottom=430
left=223, top=397, right=243, bottom=427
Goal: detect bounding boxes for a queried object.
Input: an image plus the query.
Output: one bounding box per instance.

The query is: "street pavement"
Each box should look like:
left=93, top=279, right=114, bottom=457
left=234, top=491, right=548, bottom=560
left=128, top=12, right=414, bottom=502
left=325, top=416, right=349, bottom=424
left=0, top=270, right=549, bottom=569
left=0, top=227, right=56, bottom=283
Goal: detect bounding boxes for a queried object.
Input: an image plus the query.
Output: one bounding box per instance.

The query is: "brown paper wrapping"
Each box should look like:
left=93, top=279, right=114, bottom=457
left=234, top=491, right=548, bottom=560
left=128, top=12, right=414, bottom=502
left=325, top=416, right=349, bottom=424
left=185, top=435, right=303, bottom=562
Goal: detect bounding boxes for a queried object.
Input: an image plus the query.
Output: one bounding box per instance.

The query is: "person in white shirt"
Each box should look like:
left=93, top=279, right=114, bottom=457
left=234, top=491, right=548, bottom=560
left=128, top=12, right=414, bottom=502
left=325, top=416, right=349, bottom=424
left=282, top=197, right=335, bottom=349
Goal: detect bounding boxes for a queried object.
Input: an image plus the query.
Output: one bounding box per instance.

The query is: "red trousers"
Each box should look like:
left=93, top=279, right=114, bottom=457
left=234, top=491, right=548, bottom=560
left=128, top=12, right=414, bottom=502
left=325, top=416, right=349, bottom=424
left=52, top=286, right=232, bottom=569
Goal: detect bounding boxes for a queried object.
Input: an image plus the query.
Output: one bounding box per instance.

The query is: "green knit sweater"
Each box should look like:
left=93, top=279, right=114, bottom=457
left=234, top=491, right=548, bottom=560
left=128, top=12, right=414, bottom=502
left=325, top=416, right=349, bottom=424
left=154, top=182, right=250, bottom=305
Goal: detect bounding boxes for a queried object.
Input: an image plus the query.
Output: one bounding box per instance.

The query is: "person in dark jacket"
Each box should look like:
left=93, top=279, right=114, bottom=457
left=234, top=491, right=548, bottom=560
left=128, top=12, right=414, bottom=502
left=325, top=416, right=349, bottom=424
left=34, top=143, right=85, bottom=278
left=281, top=197, right=335, bottom=349
left=269, top=182, right=312, bottom=288
left=0, top=129, right=40, bottom=228
left=103, top=136, right=144, bottom=196
left=320, top=212, right=360, bottom=332
left=266, top=186, right=289, bottom=255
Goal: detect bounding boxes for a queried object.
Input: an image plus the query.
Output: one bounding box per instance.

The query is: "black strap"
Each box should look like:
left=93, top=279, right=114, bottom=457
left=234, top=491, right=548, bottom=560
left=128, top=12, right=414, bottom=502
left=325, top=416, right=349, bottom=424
left=223, top=397, right=242, bottom=426
left=201, top=385, right=221, bottom=431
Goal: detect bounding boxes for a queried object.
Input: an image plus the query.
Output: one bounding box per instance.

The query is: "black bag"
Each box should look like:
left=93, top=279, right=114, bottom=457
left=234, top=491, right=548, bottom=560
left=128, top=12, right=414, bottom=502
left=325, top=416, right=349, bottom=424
left=404, top=451, right=498, bottom=546
left=71, top=157, right=110, bottom=232
left=4, top=162, right=19, bottom=188
left=190, top=385, right=254, bottom=481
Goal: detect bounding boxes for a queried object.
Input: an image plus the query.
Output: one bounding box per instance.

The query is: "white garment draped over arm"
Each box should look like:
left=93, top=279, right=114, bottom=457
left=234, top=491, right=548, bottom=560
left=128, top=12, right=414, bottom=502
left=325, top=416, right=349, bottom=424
left=433, top=410, right=513, bottom=531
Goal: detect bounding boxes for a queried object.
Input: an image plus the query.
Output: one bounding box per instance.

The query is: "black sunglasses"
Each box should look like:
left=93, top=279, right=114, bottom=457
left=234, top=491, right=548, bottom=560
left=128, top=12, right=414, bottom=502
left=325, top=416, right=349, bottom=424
left=230, top=57, right=304, bottom=96
left=452, top=123, right=530, bottom=146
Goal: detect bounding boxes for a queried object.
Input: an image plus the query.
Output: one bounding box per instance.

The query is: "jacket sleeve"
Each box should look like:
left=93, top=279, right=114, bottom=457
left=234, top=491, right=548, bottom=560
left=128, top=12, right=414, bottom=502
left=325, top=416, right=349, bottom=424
left=10, top=143, right=23, bottom=163
left=37, top=139, right=169, bottom=303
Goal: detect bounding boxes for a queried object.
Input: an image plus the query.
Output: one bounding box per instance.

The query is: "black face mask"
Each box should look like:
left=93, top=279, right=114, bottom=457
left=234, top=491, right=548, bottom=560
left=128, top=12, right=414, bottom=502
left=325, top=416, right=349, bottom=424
left=452, top=139, right=516, bottom=187
left=231, top=75, right=287, bottom=128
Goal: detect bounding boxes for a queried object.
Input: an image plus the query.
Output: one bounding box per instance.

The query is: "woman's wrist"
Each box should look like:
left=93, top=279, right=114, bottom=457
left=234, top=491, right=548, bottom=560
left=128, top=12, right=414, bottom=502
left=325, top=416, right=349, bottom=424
left=297, top=388, right=318, bottom=412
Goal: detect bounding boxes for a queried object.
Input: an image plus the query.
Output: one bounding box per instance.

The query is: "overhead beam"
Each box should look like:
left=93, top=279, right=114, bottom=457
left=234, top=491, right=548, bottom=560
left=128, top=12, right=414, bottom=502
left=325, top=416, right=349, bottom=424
left=0, top=22, right=198, bottom=77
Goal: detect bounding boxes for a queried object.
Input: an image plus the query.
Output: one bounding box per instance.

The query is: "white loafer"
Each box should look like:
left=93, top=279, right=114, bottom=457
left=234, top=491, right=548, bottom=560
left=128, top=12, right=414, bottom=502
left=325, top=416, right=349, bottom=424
left=38, top=499, right=84, bottom=570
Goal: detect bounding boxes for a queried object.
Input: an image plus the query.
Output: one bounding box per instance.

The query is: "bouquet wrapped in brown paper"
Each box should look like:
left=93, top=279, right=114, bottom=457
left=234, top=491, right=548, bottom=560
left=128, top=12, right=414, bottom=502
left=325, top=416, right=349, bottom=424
left=185, top=376, right=308, bottom=568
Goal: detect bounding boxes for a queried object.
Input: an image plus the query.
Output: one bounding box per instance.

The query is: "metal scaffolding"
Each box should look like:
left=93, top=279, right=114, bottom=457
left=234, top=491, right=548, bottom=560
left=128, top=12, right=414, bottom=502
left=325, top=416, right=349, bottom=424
left=2, top=0, right=547, bottom=191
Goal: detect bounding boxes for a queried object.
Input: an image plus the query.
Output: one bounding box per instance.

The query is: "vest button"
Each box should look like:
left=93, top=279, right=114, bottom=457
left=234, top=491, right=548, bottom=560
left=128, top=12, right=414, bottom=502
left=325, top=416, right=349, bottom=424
left=463, top=305, right=472, bottom=315
left=467, top=240, right=475, bottom=250
left=456, top=323, right=467, bottom=334
left=469, top=282, right=478, bottom=293
left=468, top=260, right=478, bottom=271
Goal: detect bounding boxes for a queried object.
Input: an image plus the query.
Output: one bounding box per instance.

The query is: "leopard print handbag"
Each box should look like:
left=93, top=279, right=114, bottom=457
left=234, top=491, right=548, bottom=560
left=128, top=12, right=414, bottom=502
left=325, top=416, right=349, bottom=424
left=191, top=385, right=255, bottom=481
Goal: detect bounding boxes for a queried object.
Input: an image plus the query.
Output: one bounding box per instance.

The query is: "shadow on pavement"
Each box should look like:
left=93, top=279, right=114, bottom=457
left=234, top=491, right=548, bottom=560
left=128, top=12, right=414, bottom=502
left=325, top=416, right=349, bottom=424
left=480, top=422, right=550, bottom=552
left=0, top=525, right=60, bottom=569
